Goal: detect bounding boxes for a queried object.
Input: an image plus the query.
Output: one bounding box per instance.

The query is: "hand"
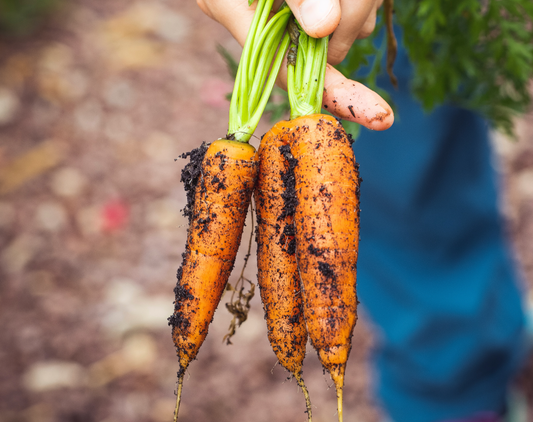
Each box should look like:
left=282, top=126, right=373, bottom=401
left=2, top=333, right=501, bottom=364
left=198, top=0, right=393, bottom=130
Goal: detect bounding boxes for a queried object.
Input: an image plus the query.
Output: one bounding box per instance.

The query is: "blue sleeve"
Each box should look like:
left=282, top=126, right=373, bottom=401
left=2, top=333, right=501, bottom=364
left=352, top=38, right=528, bottom=422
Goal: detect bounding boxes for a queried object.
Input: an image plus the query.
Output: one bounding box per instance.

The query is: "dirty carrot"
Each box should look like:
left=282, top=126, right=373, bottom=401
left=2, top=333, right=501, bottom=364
left=290, top=115, right=360, bottom=422
left=283, top=20, right=361, bottom=422
left=168, top=1, right=291, bottom=420
left=169, top=139, right=257, bottom=417
left=255, top=124, right=312, bottom=420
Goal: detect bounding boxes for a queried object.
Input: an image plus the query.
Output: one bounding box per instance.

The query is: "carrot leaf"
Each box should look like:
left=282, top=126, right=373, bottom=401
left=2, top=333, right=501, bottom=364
left=227, top=1, right=292, bottom=142
left=287, top=22, right=328, bottom=119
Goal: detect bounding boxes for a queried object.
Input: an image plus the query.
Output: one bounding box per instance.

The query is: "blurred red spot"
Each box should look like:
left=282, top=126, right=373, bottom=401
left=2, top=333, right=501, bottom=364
left=101, top=199, right=129, bottom=233
left=199, top=78, right=232, bottom=108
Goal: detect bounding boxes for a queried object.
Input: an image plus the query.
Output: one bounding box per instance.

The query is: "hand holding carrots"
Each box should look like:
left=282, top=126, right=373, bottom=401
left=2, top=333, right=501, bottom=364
left=172, top=2, right=392, bottom=419
left=197, top=0, right=393, bottom=130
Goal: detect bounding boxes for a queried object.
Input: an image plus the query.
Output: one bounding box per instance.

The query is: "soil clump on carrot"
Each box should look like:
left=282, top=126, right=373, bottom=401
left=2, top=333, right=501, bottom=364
left=179, top=142, right=209, bottom=223
left=278, top=144, right=299, bottom=220
left=254, top=127, right=312, bottom=420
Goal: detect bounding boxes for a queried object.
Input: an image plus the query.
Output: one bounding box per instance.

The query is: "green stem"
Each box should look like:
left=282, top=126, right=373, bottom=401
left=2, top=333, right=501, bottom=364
left=287, top=24, right=328, bottom=119
left=247, top=29, right=282, bottom=113
left=306, top=37, right=324, bottom=105
left=248, top=3, right=287, bottom=81
left=287, top=57, right=298, bottom=116
left=295, top=40, right=304, bottom=94
left=235, top=32, right=291, bottom=141
left=302, top=36, right=317, bottom=88
left=314, top=37, right=328, bottom=109
left=294, top=25, right=307, bottom=94
left=248, top=8, right=291, bottom=112
left=247, top=0, right=275, bottom=87
left=229, top=0, right=269, bottom=130
left=228, top=1, right=291, bottom=142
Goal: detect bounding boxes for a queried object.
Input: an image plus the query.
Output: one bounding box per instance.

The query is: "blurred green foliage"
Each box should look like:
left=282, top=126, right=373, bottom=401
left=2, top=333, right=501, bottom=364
left=217, top=44, right=239, bottom=80
left=0, top=0, right=61, bottom=36
left=340, top=0, right=533, bottom=137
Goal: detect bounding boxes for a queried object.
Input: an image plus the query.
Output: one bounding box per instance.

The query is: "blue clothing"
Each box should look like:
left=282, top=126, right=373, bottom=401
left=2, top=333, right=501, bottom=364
left=352, top=42, right=527, bottom=422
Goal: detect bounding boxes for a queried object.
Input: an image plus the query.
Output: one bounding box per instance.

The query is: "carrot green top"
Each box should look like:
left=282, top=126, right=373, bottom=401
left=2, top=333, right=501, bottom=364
left=227, top=0, right=291, bottom=143
left=286, top=21, right=328, bottom=120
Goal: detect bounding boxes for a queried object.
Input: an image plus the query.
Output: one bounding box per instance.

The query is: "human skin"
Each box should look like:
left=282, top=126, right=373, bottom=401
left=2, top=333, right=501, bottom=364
left=197, top=0, right=394, bottom=131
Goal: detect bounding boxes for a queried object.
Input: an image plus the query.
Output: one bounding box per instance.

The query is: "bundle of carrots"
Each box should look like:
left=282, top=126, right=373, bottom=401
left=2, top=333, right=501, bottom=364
left=255, top=20, right=361, bottom=422
left=169, top=2, right=368, bottom=422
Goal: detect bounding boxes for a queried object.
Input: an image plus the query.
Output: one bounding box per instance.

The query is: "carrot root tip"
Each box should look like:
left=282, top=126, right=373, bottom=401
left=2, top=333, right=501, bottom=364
left=295, top=372, right=313, bottom=422
left=336, top=386, right=343, bottom=422
left=173, top=372, right=185, bottom=422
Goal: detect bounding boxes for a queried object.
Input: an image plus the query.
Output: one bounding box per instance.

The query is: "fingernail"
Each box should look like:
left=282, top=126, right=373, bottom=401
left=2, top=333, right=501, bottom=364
left=299, top=0, right=334, bottom=33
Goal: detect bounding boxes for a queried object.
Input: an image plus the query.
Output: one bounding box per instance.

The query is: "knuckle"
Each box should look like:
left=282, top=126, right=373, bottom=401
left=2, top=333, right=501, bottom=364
left=328, top=54, right=344, bottom=66
left=327, top=40, right=350, bottom=65
left=327, top=52, right=345, bottom=66
left=358, top=19, right=376, bottom=39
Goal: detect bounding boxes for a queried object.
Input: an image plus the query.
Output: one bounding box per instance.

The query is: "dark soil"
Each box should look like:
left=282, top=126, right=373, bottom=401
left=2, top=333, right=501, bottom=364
left=278, top=144, right=298, bottom=221
left=179, top=142, right=209, bottom=223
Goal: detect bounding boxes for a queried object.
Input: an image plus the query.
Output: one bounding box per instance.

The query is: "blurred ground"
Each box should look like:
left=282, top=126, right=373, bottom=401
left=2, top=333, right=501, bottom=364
left=0, top=1, right=531, bottom=422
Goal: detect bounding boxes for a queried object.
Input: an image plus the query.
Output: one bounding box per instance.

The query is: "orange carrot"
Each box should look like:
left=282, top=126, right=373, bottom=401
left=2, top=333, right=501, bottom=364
left=169, top=139, right=257, bottom=420
left=280, top=17, right=363, bottom=420
left=255, top=125, right=312, bottom=420
left=270, top=114, right=361, bottom=422
left=294, top=115, right=360, bottom=422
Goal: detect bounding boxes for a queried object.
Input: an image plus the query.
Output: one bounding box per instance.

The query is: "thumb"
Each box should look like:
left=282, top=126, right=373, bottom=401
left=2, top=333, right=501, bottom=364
left=285, top=0, right=341, bottom=38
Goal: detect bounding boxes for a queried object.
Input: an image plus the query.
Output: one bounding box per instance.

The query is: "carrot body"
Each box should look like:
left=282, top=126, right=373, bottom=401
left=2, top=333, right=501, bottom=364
left=169, top=139, right=257, bottom=417
left=279, top=114, right=360, bottom=421
left=255, top=124, right=307, bottom=374
left=255, top=125, right=312, bottom=418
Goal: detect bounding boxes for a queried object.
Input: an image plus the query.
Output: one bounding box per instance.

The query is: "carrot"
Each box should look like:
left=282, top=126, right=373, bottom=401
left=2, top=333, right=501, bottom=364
left=169, top=139, right=257, bottom=418
left=280, top=22, right=362, bottom=422
left=168, top=1, right=291, bottom=420
left=261, top=115, right=360, bottom=422
left=255, top=125, right=312, bottom=420
left=291, top=115, right=360, bottom=422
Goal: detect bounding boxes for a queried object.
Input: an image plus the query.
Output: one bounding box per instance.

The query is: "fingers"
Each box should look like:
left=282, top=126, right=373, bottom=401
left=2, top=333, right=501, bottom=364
left=327, top=0, right=378, bottom=64
left=285, top=0, right=342, bottom=39
left=323, top=64, right=394, bottom=131
left=201, top=0, right=380, bottom=64
left=280, top=64, right=393, bottom=131
left=356, top=2, right=378, bottom=40
left=284, top=0, right=381, bottom=65
left=197, top=0, right=393, bottom=131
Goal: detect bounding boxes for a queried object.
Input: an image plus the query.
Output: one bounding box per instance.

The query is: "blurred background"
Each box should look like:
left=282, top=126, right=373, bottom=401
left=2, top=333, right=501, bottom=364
left=0, top=1, right=531, bottom=421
